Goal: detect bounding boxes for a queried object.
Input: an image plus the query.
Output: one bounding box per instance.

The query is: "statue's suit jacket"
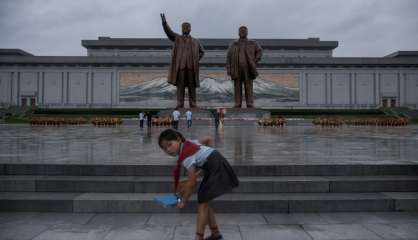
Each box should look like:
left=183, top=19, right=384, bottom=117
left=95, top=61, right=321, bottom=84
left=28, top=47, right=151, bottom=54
left=162, top=22, right=204, bottom=87
left=226, top=39, right=262, bottom=80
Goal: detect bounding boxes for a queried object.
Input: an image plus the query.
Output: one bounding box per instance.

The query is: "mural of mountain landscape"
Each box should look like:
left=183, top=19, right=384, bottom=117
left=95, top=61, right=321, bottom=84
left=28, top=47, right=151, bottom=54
left=119, top=73, right=299, bottom=107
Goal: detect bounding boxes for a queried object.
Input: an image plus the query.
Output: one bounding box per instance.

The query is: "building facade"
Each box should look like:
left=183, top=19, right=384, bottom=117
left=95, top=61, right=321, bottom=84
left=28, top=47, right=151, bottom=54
left=1, top=37, right=417, bottom=109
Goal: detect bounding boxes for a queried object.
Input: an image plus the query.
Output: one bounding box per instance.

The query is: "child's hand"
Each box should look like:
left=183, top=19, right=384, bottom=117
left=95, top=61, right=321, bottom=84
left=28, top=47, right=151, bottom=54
left=177, top=201, right=186, bottom=209
left=198, top=137, right=213, bottom=147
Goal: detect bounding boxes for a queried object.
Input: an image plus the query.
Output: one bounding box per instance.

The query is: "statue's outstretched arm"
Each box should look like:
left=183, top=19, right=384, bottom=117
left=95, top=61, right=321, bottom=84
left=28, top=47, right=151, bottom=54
left=160, top=13, right=178, bottom=42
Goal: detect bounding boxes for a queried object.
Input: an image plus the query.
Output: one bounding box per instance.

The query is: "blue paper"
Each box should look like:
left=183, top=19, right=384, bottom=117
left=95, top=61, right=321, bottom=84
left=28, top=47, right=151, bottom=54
left=155, top=194, right=180, bottom=207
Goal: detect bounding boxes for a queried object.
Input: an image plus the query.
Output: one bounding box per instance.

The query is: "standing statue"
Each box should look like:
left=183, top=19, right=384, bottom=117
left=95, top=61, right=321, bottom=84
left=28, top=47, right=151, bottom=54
left=226, top=26, right=263, bottom=108
left=160, top=13, right=205, bottom=108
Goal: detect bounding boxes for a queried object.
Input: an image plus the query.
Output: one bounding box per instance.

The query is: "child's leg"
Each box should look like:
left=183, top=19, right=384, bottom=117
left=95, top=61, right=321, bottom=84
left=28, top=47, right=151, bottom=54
left=208, top=206, right=221, bottom=236
left=196, top=202, right=209, bottom=240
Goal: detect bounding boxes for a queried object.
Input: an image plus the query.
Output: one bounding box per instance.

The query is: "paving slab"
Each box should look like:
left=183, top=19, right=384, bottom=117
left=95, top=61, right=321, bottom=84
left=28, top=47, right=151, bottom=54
left=318, top=212, right=391, bottom=224
left=24, top=212, right=94, bottom=226
left=86, top=213, right=150, bottom=228
left=173, top=225, right=242, bottom=240
left=239, top=224, right=312, bottom=240
left=362, top=223, right=418, bottom=239
left=0, top=212, right=38, bottom=224
left=303, top=223, right=382, bottom=240
left=371, top=212, right=418, bottom=224
left=264, top=213, right=331, bottom=225
left=31, top=223, right=111, bottom=240
left=102, top=225, right=174, bottom=240
left=147, top=213, right=197, bottom=226
left=0, top=220, right=51, bottom=240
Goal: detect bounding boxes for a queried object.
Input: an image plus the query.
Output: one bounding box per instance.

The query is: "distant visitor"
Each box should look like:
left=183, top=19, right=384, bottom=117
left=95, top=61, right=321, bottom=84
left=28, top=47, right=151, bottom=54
left=226, top=26, right=263, bottom=108
left=160, top=13, right=205, bottom=108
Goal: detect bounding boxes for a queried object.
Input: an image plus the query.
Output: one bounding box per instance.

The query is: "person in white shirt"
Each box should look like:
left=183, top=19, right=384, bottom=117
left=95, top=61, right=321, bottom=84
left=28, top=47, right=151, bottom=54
left=185, top=109, right=193, bottom=128
left=139, top=112, right=145, bottom=128
left=172, top=108, right=181, bottom=130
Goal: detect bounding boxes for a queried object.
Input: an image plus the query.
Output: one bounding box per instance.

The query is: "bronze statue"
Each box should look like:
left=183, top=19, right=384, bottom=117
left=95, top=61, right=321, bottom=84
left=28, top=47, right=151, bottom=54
left=226, top=26, right=263, bottom=108
left=160, top=13, right=204, bottom=108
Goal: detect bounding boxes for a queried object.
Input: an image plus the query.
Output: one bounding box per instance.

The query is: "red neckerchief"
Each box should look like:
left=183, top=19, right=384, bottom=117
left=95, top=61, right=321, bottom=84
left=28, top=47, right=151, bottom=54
left=173, top=140, right=200, bottom=191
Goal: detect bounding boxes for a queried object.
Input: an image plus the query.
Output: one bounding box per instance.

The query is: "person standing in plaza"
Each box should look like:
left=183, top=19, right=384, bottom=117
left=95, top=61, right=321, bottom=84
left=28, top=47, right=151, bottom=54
left=226, top=26, right=263, bottom=108
left=212, top=109, right=220, bottom=129
left=138, top=111, right=145, bottom=129
left=146, top=111, right=153, bottom=128
left=219, top=108, right=225, bottom=128
left=172, top=108, right=181, bottom=130
left=186, top=109, right=193, bottom=128
left=160, top=13, right=205, bottom=108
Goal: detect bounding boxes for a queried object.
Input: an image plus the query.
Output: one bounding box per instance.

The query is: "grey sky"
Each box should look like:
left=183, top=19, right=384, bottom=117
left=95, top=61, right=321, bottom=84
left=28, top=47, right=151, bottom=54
left=0, top=0, right=417, bottom=57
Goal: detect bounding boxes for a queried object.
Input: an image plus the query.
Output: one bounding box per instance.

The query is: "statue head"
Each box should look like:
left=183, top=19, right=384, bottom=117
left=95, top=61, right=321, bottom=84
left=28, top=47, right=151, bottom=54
left=239, top=26, right=248, bottom=39
left=182, top=22, right=191, bottom=35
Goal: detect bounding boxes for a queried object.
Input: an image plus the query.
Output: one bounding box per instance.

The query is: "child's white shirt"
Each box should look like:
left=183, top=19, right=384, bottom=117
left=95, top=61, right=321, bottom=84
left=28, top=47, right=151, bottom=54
left=181, top=140, right=214, bottom=169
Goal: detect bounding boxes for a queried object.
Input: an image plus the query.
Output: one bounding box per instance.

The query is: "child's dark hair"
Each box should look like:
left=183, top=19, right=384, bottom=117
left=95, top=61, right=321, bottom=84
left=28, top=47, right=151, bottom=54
left=158, top=129, right=186, bottom=148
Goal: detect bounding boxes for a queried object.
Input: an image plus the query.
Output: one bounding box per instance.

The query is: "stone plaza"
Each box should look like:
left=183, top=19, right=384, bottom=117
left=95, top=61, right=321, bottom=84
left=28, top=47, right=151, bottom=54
left=0, top=122, right=418, bottom=239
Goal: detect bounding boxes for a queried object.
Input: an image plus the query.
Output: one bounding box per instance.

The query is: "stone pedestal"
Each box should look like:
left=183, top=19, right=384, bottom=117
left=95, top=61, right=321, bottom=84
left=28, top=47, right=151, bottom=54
left=158, top=108, right=213, bottom=120
left=222, top=108, right=270, bottom=120
left=158, top=108, right=270, bottom=121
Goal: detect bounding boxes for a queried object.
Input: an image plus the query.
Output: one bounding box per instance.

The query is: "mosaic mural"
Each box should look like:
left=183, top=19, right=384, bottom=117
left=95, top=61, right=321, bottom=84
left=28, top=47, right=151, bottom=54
left=119, top=72, right=299, bottom=107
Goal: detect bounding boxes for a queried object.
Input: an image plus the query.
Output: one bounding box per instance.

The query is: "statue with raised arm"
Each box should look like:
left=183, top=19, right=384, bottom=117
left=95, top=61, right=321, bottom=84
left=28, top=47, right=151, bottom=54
left=226, top=26, right=263, bottom=108
left=160, top=13, right=204, bottom=108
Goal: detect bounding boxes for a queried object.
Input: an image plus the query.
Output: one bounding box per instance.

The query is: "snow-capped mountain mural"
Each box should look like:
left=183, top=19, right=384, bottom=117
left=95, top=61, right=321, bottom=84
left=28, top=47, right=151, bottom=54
left=120, top=77, right=298, bottom=103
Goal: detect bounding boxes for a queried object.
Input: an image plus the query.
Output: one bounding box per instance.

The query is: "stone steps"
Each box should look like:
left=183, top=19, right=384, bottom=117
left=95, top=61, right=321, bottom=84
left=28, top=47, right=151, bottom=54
left=1, top=175, right=417, bottom=193
left=2, top=164, right=417, bottom=176
left=0, top=192, right=417, bottom=213
left=1, top=164, right=417, bottom=213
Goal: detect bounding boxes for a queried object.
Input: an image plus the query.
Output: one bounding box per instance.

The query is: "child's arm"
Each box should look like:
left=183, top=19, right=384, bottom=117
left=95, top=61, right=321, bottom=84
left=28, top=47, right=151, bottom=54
left=177, top=166, right=198, bottom=208
left=198, top=136, right=213, bottom=147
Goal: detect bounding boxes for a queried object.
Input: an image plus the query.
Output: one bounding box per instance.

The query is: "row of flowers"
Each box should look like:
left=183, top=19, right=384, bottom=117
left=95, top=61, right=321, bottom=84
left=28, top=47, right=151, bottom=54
left=257, top=117, right=287, bottom=127
left=313, top=117, right=409, bottom=127
left=30, top=117, right=122, bottom=126
left=91, top=117, right=122, bottom=126
left=152, top=117, right=173, bottom=127
left=30, top=117, right=88, bottom=125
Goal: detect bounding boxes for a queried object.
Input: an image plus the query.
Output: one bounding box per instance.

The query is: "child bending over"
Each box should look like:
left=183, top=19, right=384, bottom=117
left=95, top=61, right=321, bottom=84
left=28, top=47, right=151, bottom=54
left=158, top=129, right=239, bottom=240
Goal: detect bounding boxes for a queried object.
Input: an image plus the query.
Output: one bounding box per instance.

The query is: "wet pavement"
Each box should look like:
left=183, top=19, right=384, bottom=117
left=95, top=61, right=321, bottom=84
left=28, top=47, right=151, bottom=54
left=0, top=123, right=417, bottom=165
left=0, top=212, right=417, bottom=240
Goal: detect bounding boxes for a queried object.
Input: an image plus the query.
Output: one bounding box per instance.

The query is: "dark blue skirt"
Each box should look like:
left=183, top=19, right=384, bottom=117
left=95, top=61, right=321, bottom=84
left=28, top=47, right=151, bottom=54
left=197, top=150, right=239, bottom=203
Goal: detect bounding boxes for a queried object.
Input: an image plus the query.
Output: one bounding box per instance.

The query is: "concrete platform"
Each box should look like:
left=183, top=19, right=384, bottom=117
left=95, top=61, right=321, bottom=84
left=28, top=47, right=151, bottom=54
left=1, top=212, right=418, bottom=240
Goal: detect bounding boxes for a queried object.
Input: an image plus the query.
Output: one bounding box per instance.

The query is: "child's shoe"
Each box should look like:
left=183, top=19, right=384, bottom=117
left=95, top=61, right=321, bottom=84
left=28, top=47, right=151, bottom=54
left=204, top=234, right=223, bottom=240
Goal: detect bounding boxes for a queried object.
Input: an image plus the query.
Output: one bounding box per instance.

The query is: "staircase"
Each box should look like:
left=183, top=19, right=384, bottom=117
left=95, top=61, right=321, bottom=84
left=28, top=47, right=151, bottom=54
left=1, top=164, right=417, bottom=213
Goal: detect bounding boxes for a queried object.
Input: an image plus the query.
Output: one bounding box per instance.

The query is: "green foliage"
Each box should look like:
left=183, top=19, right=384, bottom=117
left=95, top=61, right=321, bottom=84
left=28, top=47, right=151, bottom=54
left=411, top=118, right=418, bottom=124
left=269, top=109, right=385, bottom=117
left=33, top=108, right=159, bottom=117
left=4, top=111, right=32, bottom=123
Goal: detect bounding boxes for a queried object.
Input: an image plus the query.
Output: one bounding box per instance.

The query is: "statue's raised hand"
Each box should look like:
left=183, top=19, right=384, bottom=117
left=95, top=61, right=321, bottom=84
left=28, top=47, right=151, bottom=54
left=160, top=13, right=167, bottom=23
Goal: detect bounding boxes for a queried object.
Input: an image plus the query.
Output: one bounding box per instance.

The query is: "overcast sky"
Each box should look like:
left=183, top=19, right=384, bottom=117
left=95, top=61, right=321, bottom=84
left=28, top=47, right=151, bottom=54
left=0, top=0, right=417, bottom=57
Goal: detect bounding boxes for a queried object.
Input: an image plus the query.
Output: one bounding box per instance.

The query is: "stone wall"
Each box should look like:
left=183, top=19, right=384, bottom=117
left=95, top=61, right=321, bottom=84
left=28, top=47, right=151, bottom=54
left=1, top=66, right=417, bottom=109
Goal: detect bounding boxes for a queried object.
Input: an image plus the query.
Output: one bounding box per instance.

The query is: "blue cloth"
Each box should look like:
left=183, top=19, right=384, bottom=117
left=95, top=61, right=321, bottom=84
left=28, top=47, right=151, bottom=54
left=155, top=193, right=179, bottom=207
